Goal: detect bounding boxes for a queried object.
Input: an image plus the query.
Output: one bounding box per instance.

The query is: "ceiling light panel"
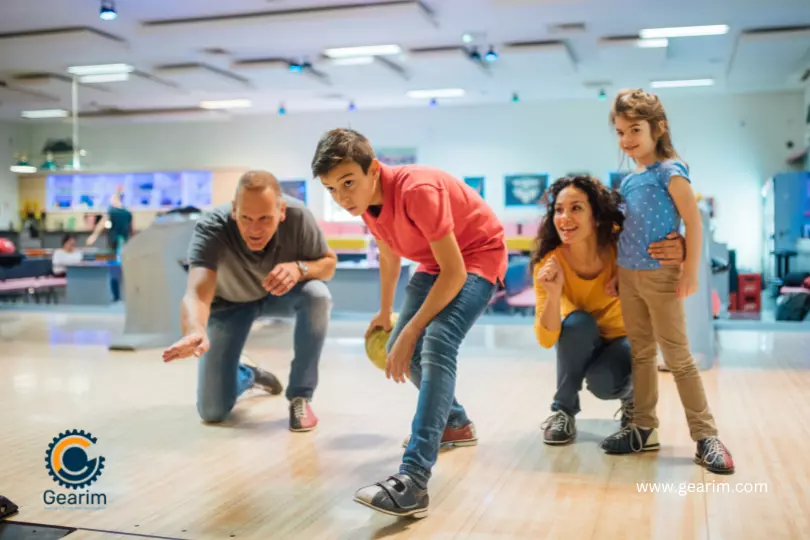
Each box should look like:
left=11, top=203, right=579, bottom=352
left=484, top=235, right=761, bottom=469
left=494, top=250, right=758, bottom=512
left=640, top=25, right=729, bottom=38
left=323, top=44, right=402, bottom=58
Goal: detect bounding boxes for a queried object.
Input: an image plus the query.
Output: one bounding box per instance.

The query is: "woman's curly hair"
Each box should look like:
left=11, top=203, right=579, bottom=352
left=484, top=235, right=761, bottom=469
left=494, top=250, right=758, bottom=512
left=530, top=175, right=625, bottom=268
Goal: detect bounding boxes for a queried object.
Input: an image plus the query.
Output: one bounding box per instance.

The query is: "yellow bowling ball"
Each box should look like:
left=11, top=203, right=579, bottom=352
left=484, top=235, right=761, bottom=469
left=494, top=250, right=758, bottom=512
left=365, top=314, right=398, bottom=371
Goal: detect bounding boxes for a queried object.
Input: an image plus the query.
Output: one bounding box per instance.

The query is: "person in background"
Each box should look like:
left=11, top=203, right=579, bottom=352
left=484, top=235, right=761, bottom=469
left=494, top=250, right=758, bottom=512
left=52, top=234, right=83, bottom=276
left=313, top=128, right=507, bottom=519
left=86, top=190, right=134, bottom=253
left=86, top=190, right=134, bottom=301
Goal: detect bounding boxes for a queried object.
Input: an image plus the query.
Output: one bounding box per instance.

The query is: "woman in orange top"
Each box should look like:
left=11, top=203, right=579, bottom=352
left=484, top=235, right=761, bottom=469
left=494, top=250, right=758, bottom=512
left=532, top=175, right=683, bottom=445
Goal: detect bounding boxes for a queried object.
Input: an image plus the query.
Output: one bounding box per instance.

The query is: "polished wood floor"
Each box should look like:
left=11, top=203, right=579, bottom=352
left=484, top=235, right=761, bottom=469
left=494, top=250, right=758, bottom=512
left=2, top=310, right=809, bottom=539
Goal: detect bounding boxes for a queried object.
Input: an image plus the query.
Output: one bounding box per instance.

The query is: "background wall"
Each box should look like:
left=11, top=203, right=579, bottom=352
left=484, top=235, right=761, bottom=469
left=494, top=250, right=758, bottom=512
left=1, top=121, right=30, bottom=229
left=18, top=90, right=805, bottom=271
left=805, top=83, right=810, bottom=152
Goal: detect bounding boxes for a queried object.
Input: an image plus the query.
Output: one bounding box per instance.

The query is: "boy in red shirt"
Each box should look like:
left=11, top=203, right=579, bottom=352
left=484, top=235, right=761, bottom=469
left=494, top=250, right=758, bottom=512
left=313, top=128, right=507, bottom=518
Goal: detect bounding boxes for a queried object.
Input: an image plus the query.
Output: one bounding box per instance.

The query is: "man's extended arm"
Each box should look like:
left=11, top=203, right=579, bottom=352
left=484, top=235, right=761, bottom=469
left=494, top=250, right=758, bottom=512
left=164, top=266, right=217, bottom=361
left=181, top=267, right=217, bottom=336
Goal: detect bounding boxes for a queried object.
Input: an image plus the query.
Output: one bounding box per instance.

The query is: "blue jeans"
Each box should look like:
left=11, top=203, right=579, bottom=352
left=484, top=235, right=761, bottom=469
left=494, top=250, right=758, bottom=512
left=551, top=311, right=633, bottom=416
left=197, top=280, right=331, bottom=423
left=389, top=272, right=497, bottom=489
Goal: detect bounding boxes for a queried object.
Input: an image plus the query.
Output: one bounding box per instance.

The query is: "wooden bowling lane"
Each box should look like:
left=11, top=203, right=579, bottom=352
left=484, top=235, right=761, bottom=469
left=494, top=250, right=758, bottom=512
left=2, top=311, right=809, bottom=539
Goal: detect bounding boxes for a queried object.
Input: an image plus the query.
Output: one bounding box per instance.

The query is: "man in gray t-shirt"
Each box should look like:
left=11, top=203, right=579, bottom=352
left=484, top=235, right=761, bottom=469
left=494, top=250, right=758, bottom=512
left=162, top=171, right=336, bottom=432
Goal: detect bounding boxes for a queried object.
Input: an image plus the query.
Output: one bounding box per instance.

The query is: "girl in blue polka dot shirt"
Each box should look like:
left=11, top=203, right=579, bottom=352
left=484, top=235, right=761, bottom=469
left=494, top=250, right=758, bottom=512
left=599, top=89, right=734, bottom=475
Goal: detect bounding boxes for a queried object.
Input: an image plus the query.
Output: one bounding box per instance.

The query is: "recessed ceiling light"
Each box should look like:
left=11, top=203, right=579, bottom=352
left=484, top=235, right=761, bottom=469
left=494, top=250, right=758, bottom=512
left=323, top=44, right=401, bottom=58
left=331, top=57, right=375, bottom=66
left=640, top=25, right=729, bottom=38
left=21, top=109, right=69, bottom=119
left=67, top=64, right=134, bottom=76
left=650, top=79, right=715, bottom=88
left=636, top=38, right=669, bottom=48
left=79, top=73, right=129, bottom=83
left=462, top=33, right=473, bottom=43
left=406, top=88, right=466, bottom=99
left=199, top=99, right=252, bottom=109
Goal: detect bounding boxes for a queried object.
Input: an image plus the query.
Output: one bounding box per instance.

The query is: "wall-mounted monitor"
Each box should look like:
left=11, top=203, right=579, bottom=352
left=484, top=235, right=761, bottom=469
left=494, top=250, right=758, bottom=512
left=280, top=179, right=307, bottom=204
left=46, top=170, right=213, bottom=211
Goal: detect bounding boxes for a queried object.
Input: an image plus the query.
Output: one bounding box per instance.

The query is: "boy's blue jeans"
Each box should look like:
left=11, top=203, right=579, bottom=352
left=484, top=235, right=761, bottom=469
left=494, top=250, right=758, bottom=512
left=387, top=272, right=496, bottom=489
left=196, top=280, right=331, bottom=423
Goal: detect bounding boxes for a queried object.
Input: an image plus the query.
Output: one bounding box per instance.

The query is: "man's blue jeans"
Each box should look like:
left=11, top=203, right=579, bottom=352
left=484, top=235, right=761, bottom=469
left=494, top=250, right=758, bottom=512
left=196, top=280, right=331, bottom=423
left=387, top=272, right=496, bottom=489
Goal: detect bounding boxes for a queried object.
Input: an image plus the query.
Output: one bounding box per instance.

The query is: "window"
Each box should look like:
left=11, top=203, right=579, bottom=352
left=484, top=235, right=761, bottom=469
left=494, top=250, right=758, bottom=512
left=323, top=197, right=363, bottom=223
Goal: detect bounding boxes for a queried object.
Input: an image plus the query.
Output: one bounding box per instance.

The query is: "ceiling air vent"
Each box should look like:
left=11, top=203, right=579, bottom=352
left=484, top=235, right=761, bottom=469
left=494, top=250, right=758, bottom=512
left=548, top=22, right=586, bottom=34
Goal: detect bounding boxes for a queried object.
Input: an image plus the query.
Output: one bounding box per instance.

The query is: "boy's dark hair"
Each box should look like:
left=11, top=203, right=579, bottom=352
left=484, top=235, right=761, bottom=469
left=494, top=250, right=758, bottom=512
left=61, top=233, right=75, bottom=247
left=311, top=128, right=376, bottom=178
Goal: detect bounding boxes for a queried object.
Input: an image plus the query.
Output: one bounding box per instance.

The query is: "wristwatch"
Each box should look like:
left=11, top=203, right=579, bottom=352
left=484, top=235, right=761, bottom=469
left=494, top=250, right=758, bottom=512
left=296, top=261, right=308, bottom=278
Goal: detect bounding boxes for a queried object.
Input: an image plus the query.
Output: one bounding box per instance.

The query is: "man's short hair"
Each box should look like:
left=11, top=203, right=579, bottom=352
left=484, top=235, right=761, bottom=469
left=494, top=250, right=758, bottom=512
left=235, top=170, right=282, bottom=200
left=311, top=128, right=376, bottom=178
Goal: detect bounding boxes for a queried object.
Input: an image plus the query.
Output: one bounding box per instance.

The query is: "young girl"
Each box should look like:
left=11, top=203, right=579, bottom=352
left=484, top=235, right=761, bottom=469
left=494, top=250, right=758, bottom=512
left=312, top=128, right=508, bottom=518
left=599, top=89, right=734, bottom=474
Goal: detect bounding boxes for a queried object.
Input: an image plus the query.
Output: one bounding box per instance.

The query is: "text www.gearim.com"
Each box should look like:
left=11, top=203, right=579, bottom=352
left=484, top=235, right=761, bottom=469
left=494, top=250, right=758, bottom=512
left=637, top=482, right=768, bottom=496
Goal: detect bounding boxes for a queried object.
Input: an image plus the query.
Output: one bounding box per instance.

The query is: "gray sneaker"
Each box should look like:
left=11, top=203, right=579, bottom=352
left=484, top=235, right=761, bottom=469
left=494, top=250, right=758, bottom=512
left=541, top=410, right=576, bottom=445
left=354, top=474, right=429, bottom=518
left=240, top=355, right=283, bottom=395
left=251, top=366, right=283, bottom=395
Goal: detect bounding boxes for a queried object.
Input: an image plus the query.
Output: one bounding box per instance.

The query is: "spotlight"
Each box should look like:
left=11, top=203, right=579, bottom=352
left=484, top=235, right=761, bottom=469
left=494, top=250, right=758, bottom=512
left=512, top=92, right=519, bottom=103
left=429, top=98, right=438, bottom=108
left=469, top=47, right=481, bottom=62
left=598, top=89, right=607, bottom=101
left=288, top=62, right=303, bottom=73
left=99, top=0, right=117, bottom=20
left=278, top=105, right=286, bottom=115
left=484, top=46, right=498, bottom=62
left=348, top=101, right=356, bottom=112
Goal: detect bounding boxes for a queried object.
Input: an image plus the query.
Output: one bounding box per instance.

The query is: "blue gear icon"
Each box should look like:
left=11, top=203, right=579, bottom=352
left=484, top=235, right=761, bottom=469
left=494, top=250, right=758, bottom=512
left=45, top=429, right=105, bottom=490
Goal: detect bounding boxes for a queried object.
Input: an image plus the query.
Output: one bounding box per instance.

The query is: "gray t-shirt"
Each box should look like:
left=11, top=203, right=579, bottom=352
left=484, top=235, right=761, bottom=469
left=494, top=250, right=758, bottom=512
left=187, top=196, right=329, bottom=304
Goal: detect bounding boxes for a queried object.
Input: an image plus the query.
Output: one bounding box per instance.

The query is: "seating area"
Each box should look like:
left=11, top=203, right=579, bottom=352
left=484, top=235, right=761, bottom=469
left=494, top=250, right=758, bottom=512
left=0, top=255, right=65, bottom=304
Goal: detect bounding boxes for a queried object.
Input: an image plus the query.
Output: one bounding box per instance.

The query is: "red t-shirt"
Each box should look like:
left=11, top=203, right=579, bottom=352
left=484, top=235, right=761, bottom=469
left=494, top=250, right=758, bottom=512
left=362, top=163, right=508, bottom=285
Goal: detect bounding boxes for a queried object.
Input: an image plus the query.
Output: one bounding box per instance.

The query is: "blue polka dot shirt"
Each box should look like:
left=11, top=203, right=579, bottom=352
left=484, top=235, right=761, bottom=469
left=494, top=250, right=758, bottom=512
left=617, top=159, right=690, bottom=270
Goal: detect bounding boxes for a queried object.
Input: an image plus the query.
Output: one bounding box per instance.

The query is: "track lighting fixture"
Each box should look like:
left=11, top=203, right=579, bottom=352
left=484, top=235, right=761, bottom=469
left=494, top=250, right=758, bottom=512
left=100, top=0, right=117, bottom=20
left=484, top=46, right=498, bottom=62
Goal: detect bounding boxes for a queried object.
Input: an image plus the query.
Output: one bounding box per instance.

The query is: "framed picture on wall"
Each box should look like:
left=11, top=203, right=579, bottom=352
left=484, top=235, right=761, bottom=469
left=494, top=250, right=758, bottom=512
left=280, top=179, right=307, bottom=204
left=463, top=176, right=485, bottom=198
left=608, top=171, right=631, bottom=191
left=375, top=148, right=417, bottom=166
left=504, top=174, right=548, bottom=207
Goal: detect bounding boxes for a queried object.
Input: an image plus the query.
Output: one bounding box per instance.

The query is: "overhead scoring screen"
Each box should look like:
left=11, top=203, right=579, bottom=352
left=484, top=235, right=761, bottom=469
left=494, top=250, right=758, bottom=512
left=45, top=170, right=213, bottom=211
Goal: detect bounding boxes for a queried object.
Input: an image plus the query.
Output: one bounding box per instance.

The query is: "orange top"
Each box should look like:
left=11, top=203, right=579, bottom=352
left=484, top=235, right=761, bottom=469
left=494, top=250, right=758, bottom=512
left=533, top=246, right=626, bottom=348
left=362, top=163, right=508, bottom=285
